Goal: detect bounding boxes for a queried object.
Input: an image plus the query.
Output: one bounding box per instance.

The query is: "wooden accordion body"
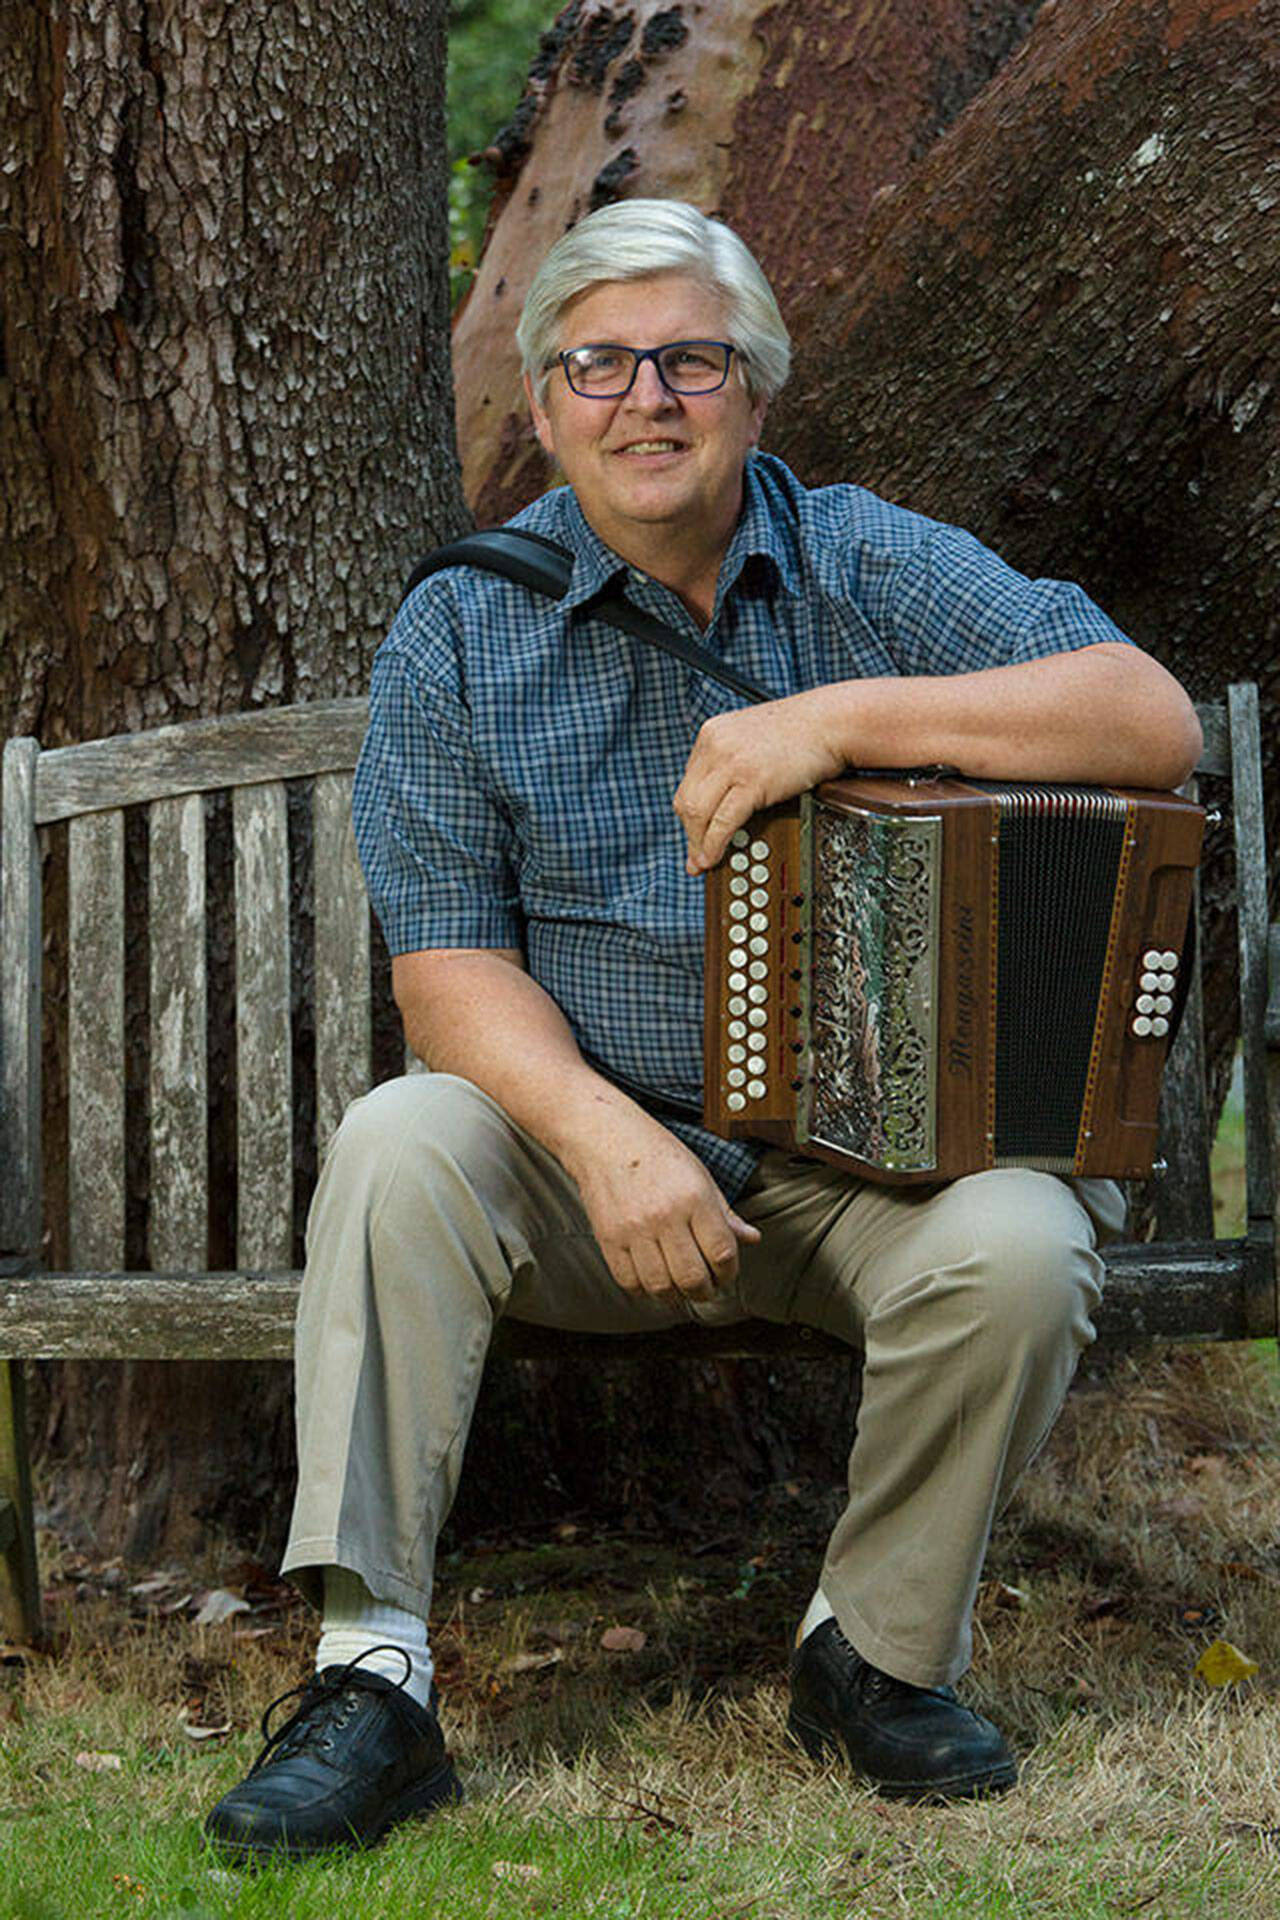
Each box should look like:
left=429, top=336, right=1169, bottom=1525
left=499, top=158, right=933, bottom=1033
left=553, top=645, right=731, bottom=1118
left=704, top=775, right=1205, bottom=1184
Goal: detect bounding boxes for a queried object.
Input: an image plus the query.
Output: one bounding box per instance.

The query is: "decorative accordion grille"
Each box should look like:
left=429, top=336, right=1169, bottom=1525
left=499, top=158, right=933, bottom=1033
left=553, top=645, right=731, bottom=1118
left=804, top=801, right=942, bottom=1171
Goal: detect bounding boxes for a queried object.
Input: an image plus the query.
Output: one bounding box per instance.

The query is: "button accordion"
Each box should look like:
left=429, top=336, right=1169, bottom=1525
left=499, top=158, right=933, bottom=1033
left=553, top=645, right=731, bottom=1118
left=704, top=775, right=1204, bottom=1184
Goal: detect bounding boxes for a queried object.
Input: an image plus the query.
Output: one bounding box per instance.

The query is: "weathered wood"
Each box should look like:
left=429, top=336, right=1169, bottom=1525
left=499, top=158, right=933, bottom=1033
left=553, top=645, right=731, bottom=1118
left=1194, top=702, right=1230, bottom=781
left=1230, top=684, right=1274, bottom=1231
left=313, top=772, right=371, bottom=1151
left=0, top=1239, right=1263, bottom=1359
left=0, top=739, right=41, bottom=1257
left=234, top=782, right=294, bottom=1269
left=68, top=810, right=126, bottom=1269
left=32, top=702, right=368, bottom=826
left=149, top=795, right=209, bottom=1270
left=0, top=1359, right=40, bottom=1641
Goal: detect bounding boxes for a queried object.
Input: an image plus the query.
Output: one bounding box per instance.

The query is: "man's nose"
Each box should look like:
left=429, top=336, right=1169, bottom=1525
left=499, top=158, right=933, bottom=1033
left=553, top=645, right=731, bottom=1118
left=626, top=356, right=678, bottom=408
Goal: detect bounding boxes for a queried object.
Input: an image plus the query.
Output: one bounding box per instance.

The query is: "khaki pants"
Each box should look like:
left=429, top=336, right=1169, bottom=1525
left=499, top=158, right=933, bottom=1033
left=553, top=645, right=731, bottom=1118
left=283, top=1073, right=1121, bottom=1688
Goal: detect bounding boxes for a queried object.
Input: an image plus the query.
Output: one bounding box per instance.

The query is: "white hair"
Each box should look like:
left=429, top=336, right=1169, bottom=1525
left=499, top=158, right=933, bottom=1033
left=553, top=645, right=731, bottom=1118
left=517, top=199, right=791, bottom=405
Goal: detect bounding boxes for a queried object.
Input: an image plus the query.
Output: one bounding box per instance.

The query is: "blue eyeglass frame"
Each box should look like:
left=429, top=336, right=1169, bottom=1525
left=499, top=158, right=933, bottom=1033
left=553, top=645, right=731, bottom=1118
left=552, top=339, right=737, bottom=398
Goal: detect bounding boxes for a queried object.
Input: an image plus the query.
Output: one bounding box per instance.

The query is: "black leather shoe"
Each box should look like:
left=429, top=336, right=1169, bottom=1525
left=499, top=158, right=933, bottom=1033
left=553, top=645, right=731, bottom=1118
left=204, top=1648, right=462, bottom=1862
left=788, top=1619, right=1016, bottom=1801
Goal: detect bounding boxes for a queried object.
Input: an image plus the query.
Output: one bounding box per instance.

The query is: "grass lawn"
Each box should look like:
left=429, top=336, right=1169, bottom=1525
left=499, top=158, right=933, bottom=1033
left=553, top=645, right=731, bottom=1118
left=4, top=1083, right=1275, bottom=1918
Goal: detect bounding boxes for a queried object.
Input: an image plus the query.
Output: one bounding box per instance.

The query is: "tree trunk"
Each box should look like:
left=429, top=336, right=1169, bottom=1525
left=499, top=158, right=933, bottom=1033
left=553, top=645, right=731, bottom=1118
left=453, top=0, right=1049, bottom=523
left=765, top=0, right=1280, bottom=1102
left=2, top=0, right=468, bottom=1565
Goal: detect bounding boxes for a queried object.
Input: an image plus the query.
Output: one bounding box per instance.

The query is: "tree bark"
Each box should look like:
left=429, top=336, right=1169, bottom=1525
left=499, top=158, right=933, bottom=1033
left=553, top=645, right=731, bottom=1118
left=453, top=0, right=1049, bottom=523
left=2, top=0, right=468, bottom=1565
left=1, top=0, right=467, bottom=743
left=765, top=0, right=1279, bottom=1100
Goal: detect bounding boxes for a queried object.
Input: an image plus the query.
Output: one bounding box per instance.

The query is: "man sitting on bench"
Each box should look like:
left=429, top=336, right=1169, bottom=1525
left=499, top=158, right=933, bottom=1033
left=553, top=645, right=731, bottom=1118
left=206, top=198, right=1200, bottom=1861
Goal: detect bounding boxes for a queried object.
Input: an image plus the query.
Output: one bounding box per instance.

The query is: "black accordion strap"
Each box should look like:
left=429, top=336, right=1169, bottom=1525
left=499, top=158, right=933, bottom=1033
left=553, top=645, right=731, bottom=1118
left=403, top=529, right=777, bottom=707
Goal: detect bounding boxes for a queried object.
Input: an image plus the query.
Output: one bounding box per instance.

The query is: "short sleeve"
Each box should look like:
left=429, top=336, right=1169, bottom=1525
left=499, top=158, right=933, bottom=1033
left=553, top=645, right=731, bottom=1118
left=884, top=522, right=1134, bottom=676
left=353, top=639, right=523, bottom=957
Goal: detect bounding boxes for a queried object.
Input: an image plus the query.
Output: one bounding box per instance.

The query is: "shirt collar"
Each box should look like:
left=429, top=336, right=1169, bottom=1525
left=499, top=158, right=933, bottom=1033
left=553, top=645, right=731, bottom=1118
left=547, top=452, right=802, bottom=616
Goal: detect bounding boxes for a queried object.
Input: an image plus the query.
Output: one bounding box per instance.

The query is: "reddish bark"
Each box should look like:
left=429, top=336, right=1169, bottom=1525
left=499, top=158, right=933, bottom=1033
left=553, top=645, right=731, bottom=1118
left=453, top=0, right=1048, bottom=523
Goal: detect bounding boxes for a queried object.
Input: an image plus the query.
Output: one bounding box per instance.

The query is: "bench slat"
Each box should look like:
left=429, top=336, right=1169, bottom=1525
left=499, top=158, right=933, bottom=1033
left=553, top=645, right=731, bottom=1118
left=149, top=794, right=209, bottom=1269
left=0, top=741, right=42, bottom=1255
left=0, top=1239, right=1263, bottom=1359
left=235, top=783, right=293, bottom=1268
left=68, top=811, right=126, bottom=1268
left=33, top=700, right=368, bottom=824
left=313, top=772, right=371, bottom=1150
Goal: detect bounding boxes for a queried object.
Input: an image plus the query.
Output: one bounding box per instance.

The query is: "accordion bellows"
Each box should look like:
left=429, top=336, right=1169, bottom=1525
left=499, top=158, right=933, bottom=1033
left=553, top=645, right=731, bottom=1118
left=704, top=774, right=1204, bottom=1184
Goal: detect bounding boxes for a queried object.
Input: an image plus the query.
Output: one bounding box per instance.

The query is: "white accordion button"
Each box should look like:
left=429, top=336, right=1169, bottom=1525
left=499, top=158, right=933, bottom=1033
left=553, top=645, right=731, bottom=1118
left=1140, top=972, right=1160, bottom=992
left=747, top=1079, right=767, bottom=1100
left=727, top=1091, right=746, bottom=1111
left=749, top=936, right=769, bottom=956
left=728, top=1020, right=746, bottom=1040
left=1161, top=950, right=1178, bottom=970
left=1136, top=994, right=1155, bottom=1014
left=1155, top=995, right=1172, bottom=1015
left=749, top=912, right=769, bottom=932
left=728, top=1044, right=746, bottom=1064
left=749, top=960, right=768, bottom=981
left=729, top=875, right=748, bottom=897
left=1132, top=1015, right=1153, bottom=1037
left=1157, top=973, right=1175, bottom=993
left=729, top=900, right=748, bottom=921
left=728, top=971, right=747, bottom=993
left=727, top=1067, right=745, bottom=1088
left=748, top=1007, right=768, bottom=1028
left=750, top=888, right=770, bottom=909
left=731, top=830, right=749, bottom=848
left=1151, top=1016, right=1169, bottom=1037
left=1142, top=949, right=1163, bottom=970
left=750, top=839, right=770, bottom=861
left=729, top=946, right=747, bottom=968
left=728, top=995, right=747, bottom=1016
left=748, top=984, right=768, bottom=1005
left=730, top=851, right=749, bottom=872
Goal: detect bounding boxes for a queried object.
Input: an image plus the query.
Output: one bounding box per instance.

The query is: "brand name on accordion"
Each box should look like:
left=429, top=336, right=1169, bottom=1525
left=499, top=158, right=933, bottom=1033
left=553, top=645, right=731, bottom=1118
left=948, top=903, right=977, bottom=1080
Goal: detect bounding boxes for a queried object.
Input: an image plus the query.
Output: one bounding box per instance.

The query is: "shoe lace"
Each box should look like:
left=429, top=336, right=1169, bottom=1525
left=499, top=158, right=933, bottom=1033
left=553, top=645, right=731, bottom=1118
left=248, top=1644, right=413, bottom=1776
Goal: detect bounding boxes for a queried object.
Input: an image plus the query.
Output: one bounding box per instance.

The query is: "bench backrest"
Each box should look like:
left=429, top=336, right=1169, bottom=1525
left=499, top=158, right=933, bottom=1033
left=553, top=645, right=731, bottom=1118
left=0, top=689, right=1270, bottom=1278
left=1, top=701, right=375, bottom=1274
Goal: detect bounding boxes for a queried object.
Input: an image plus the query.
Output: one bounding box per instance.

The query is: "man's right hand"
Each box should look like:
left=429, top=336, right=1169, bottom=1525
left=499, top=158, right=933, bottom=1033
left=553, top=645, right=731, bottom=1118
left=563, top=1103, right=760, bottom=1308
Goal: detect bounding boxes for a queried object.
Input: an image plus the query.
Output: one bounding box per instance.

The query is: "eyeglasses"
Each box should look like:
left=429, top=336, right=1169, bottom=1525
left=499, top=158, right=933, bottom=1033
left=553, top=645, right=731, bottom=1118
left=553, top=340, right=737, bottom=399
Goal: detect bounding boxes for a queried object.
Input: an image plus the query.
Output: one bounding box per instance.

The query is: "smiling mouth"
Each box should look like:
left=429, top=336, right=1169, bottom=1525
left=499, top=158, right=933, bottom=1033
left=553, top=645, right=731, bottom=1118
left=618, top=439, right=685, bottom=455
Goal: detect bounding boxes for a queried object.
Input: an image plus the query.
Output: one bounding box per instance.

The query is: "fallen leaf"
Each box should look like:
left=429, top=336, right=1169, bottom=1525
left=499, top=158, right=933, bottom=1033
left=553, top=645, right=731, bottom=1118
left=191, top=1590, right=250, bottom=1626
left=1194, top=1639, right=1259, bottom=1688
left=600, top=1625, right=647, bottom=1653
left=500, top=1649, right=563, bottom=1674
left=181, top=1724, right=232, bottom=1742
left=75, top=1750, right=124, bottom=1772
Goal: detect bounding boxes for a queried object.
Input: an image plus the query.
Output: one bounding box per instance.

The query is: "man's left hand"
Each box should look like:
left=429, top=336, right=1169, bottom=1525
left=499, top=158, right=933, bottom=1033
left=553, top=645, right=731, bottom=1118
left=673, top=691, right=845, bottom=873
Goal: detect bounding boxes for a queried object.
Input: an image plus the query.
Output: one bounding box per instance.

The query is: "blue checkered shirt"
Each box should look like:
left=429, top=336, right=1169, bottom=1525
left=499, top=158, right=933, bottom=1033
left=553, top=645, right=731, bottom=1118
left=355, top=452, right=1132, bottom=1198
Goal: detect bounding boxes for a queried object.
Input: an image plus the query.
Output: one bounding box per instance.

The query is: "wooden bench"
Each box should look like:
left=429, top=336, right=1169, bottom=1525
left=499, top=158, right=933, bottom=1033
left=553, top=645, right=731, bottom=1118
left=2, top=688, right=1277, bottom=1644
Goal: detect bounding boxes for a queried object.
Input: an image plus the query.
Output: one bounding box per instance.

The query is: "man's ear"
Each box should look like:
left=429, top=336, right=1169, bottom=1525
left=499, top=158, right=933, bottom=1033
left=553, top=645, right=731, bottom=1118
left=524, top=371, right=557, bottom=459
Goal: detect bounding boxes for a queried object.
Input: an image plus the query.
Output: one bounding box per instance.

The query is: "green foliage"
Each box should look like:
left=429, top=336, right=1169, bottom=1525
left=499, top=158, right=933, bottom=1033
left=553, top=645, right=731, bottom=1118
left=447, top=0, right=563, bottom=305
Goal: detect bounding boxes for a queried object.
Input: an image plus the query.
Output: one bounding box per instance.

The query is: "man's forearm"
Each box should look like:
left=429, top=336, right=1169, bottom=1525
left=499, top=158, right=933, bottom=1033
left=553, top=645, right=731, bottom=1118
left=392, top=947, right=648, bottom=1183
left=811, top=643, right=1201, bottom=791
left=675, top=641, right=1202, bottom=873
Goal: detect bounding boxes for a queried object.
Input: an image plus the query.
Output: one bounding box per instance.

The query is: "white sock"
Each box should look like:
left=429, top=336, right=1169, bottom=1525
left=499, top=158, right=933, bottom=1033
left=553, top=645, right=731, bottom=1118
left=315, top=1566, right=435, bottom=1710
left=797, top=1586, right=836, bottom=1646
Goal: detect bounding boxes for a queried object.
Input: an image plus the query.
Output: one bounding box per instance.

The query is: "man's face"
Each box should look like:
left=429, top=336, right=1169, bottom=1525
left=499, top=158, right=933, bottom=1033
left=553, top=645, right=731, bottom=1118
left=524, top=273, right=767, bottom=564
